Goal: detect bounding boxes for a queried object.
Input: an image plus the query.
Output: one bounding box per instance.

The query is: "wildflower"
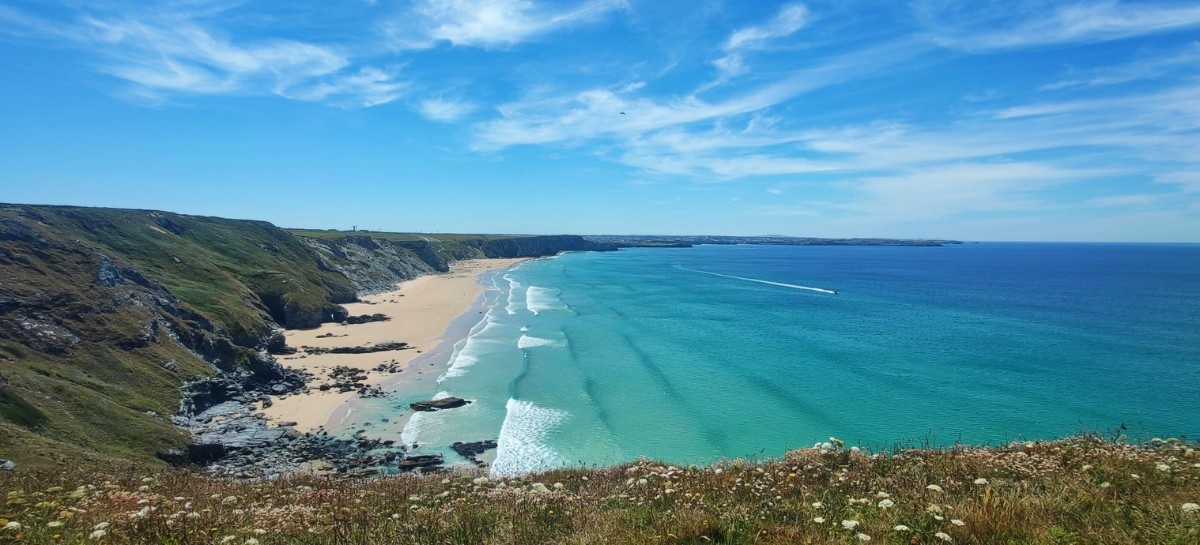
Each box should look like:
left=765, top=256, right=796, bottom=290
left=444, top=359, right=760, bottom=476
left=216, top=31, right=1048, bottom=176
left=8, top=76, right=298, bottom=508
left=3, top=521, right=21, bottom=532
left=1156, top=463, right=1170, bottom=472
left=220, top=537, right=236, bottom=544
left=811, top=501, right=824, bottom=509
left=935, top=532, right=953, bottom=542
left=1081, top=464, right=1093, bottom=471
left=47, top=521, right=64, bottom=528
left=856, top=533, right=871, bottom=541
left=131, top=506, right=152, bottom=519
left=1130, top=473, right=1140, bottom=480
left=1100, top=482, right=1111, bottom=488
left=894, top=525, right=910, bottom=531
left=93, top=522, right=110, bottom=531
left=1182, top=503, right=1200, bottom=514
left=221, top=496, right=239, bottom=506
left=875, top=491, right=891, bottom=498
left=553, top=482, right=564, bottom=489
left=186, top=512, right=200, bottom=519
left=951, top=519, right=965, bottom=526
left=926, top=484, right=944, bottom=493
left=637, top=478, right=647, bottom=486
left=813, top=517, right=825, bottom=524
left=973, top=478, right=988, bottom=485
left=253, top=529, right=267, bottom=535
left=137, top=485, right=151, bottom=493
left=391, top=513, right=400, bottom=520
left=89, top=529, right=107, bottom=540
left=878, top=498, right=894, bottom=509
left=245, top=539, right=260, bottom=545
left=841, top=520, right=860, bottom=530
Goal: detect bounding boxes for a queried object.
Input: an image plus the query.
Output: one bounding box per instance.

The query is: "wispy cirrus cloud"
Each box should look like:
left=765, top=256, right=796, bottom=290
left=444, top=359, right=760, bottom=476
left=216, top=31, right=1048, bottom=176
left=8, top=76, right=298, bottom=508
left=1039, top=43, right=1200, bottom=90
left=923, top=1, right=1200, bottom=51
left=387, top=0, right=627, bottom=49
left=707, top=3, right=810, bottom=87
left=0, top=3, right=405, bottom=107
left=418, top=97, right=478, bottom=122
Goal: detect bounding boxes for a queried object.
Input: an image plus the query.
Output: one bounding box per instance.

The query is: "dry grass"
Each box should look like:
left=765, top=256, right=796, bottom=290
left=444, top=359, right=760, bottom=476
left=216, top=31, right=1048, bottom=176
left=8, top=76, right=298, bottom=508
left=2, top=436, right=1198, bottom=544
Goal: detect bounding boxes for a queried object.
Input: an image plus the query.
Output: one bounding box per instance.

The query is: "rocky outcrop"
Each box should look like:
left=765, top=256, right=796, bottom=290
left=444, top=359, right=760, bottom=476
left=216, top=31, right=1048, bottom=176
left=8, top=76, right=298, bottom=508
left=410, top=397, right=470, bottom=412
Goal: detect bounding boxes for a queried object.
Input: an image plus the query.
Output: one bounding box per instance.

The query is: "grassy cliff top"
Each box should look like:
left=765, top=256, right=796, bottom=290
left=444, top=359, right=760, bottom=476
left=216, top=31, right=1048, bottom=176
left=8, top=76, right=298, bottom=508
left=286, top=229, right=526, bottom=242
left=1, top=436, right=1197, bottom=544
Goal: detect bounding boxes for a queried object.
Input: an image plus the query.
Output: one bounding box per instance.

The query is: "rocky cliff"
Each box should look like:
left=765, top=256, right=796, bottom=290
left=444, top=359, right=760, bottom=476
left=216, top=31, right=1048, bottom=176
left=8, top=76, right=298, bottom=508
left=301, top=233, right=616, bottom=294
left=0, top=205, right=618, bottom=468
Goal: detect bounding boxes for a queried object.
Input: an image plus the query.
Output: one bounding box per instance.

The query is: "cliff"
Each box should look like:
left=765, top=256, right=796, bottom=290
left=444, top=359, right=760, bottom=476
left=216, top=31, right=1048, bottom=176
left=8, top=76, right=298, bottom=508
left=0, top=205, right=616, bottom=468
left=295, top=231, right=616, bottom=294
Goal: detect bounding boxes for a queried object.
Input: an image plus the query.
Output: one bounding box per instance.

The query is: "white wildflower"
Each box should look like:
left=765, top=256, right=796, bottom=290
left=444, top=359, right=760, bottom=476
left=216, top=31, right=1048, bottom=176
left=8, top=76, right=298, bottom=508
left=220, top=537, right=236, bottom=544
left=253, top=528, right=267, bottom=535
left=244, top=539, right=260, bottom=545
left=951, top=519, right=965, bottom=526
left=1081, top=464, right=1093, bottom=471
left=878, top=498, right=895, bottom=509
left=93, top=522, right=110, bottom=531
left=221, top=496, right=238, bottom=506
left=811, top=501, right=824, bottom=509
left=894, top=524, right=910, bottom=531
left=1131, top=473, right=1140, bottom=480
left=926, top=484, right=944, bottom=493
left=186, top=512, right=200, bottom=519
left=856, top=533, right=871, bottom=541
left=1156, top=463, right=1170, bottom=472
left=813, top=517, right=825, bottom=523
left=3, top=522, right=21, bottom=532
left=875, top=491, right=891, bottom=498
left=1100, top=482, right=1111, bottom=488
left=935, top=531, right=953, bottom=542
left=637, top=478, right=648, bottom=486
left=841, top=519, right=860, bottom=530
left=137, top=485, right=151, bottom=493
left=553, top=482, right=564, bottom=490
left=473, top=477, right=489, bottom=485
left=47, top=521, right=64, bottom=528
left=1182, top=503, right=1199, bottom=514
left=973, top=478, right=988, bottom=485
left=89, top=529, right=107, bottom=540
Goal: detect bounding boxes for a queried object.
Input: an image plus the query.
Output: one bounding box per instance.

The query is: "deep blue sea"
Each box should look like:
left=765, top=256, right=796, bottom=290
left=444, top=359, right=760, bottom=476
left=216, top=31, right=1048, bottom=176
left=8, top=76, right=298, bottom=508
left=366, top=243, right=1200, bottom=475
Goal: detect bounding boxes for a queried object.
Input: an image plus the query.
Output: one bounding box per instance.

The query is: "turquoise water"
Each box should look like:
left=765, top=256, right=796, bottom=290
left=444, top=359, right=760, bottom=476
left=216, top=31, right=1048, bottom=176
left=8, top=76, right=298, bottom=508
left=363, top=243, right=1200, bottom=475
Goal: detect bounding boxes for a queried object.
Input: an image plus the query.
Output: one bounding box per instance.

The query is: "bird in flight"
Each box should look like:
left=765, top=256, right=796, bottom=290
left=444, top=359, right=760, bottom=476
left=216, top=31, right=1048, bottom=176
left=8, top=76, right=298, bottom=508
left=619, top=111, right=626, bottom=115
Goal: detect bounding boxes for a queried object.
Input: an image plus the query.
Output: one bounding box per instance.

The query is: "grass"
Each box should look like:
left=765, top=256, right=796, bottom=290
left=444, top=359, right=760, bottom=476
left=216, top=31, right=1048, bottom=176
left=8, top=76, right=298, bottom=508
left=1, top=436, right=1197, bottom=544
left=286, top=229, right=524, bottom=243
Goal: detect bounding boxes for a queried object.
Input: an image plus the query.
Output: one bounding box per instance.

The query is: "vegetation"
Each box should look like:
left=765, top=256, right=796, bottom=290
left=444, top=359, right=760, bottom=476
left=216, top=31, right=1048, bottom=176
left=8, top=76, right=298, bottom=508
left=1, top=437, right=1197, bottom=544
left=286, top=229, right=523, bottom=243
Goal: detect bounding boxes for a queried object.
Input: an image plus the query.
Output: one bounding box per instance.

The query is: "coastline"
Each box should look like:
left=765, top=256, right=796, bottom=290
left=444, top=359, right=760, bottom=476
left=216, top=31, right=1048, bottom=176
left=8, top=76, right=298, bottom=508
left=259, top=258, right=527, bottom=432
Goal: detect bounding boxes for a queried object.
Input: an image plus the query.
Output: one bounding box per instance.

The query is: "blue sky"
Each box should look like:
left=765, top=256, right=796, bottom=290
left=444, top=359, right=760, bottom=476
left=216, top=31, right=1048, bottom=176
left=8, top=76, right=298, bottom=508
left=1, top=0, right=1199, bottom=241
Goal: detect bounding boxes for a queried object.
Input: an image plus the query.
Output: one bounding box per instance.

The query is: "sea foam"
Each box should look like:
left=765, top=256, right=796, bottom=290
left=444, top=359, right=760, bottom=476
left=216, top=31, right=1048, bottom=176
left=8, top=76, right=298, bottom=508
left=526, top=286, right=567, bottom=315
left=517, top=334, right=562, bottom=349
left=504, top=275, right=524, bottom=315
left=491, top=398, right=569, bottom=476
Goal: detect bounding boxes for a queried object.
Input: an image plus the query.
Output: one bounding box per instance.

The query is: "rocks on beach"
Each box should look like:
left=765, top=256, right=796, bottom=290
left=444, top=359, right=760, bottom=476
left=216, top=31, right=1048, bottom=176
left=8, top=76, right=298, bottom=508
left=300, top=341, right=410, bottom=355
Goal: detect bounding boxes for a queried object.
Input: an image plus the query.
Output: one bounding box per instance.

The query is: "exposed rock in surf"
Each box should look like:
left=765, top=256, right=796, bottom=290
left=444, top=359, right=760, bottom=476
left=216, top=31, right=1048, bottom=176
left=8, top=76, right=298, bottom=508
left=410, top=397, right=470, bottom=412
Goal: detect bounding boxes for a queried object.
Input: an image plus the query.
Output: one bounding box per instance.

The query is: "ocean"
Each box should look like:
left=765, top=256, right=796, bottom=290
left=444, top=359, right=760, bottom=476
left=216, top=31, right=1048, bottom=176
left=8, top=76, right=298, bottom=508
left=360, top=243, right=1200, bottom=475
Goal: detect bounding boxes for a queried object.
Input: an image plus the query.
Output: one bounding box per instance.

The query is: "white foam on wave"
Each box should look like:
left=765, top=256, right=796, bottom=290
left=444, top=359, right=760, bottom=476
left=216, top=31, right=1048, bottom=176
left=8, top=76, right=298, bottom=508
left=491, top=398, right=569, bottom=476
left=526, top=286, right=567, bottom=315
left=441, top=335, right=504, bottom=380
left=517, top=334, right=563, bottom=349
left=519, top=326, right=529, bottom=332
left=399, top=390, right=451, bottom=445
left=504, top=274, right=524, bottom=315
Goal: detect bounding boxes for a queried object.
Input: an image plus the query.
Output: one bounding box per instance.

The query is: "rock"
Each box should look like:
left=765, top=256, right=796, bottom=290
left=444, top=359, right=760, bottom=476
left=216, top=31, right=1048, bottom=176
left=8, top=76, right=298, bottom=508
left=410, top=397, right=470, bottom=412
left=397, top=454, right=444, bottom=472
left=342, top=313, right=391, bottom=325
left=450, top=440, right=498, bottom=466
left=0, top=459, right=15, bottom=471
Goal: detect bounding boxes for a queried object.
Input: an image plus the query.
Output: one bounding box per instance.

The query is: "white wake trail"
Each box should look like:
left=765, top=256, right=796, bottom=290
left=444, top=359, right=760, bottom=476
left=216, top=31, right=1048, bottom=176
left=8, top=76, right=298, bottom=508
left=679, top=267, right=838, bottom=295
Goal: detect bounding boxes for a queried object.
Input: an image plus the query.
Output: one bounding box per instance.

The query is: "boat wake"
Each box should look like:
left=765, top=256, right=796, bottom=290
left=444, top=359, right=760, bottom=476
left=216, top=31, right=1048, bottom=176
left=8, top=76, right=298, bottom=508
left=678, top=266, right=837, bottom=295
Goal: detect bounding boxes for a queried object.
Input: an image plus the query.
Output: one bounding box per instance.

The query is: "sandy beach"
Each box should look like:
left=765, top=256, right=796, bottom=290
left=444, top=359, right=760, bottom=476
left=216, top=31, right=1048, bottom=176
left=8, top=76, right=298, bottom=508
left=259, top=258, right=526, bottom=431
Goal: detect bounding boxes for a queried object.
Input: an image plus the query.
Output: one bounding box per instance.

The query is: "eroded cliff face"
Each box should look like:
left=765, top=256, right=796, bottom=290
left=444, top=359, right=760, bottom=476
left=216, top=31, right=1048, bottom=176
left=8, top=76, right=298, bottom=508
left=303, top=235, right=617, bottom=294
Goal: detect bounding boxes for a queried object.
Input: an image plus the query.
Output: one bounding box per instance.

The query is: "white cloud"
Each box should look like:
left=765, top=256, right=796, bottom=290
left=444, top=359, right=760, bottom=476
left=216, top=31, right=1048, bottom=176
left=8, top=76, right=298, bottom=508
left=1040, top=44, right=1200, bottom=91
left=704, top=3, right=810, bottom=89
left=3, top=4, right=405, bottom=107
left=724, top=3, right=810, bottom=51
left=419, top=97, right=478, bottom=122
left=390, top=0, right=627, bottom=49
left=927, top=1, right=1200, bottom=51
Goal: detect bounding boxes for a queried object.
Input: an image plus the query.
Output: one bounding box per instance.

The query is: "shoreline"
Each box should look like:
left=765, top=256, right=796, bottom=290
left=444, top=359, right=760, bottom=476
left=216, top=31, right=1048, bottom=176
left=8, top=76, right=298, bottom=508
left=259, top=258, right=527, bottom=432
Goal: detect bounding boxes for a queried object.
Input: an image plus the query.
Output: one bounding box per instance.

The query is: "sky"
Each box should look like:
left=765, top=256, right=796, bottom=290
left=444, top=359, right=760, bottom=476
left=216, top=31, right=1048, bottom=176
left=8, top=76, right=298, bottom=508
left=1, top=1, right=1199, bottom=241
